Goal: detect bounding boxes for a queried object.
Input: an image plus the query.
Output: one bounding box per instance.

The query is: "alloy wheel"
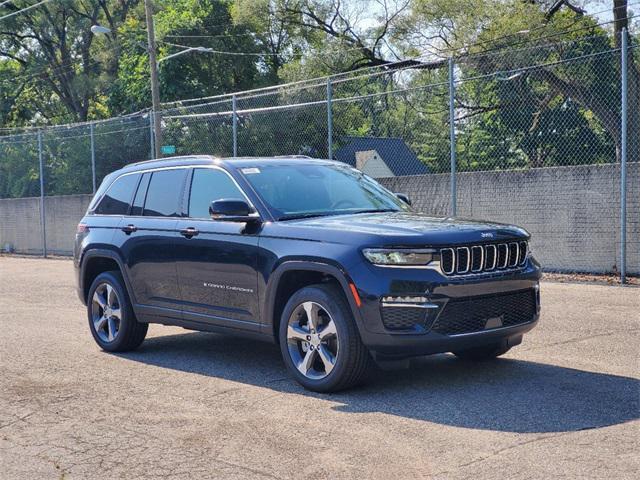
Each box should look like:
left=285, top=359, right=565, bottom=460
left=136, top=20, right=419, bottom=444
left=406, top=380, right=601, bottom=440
left=286, top=301, right=339, bottom=380
left=91, top=283, right=121, bottom=343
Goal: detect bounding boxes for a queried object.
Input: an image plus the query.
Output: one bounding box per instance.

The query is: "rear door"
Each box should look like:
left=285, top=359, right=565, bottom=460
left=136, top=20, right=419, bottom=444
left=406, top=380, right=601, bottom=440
left=114, top=168, right=188, bottom=320
left=175, top=167, right=260, bottom=331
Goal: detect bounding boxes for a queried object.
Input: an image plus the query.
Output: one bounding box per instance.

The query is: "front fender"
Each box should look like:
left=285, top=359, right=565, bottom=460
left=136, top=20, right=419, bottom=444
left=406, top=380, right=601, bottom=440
left=261, top=260, right=363, bottom=340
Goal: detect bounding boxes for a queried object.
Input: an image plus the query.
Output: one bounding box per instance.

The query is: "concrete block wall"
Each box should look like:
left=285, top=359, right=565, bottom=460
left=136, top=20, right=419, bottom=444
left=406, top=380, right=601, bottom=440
left=0, top=194, right=92, bottom=256
left=0, top=196, right=44, bottom=255
left=0, top=164, right=637, bottom=273
left=380, top=163, right=639, bottom=274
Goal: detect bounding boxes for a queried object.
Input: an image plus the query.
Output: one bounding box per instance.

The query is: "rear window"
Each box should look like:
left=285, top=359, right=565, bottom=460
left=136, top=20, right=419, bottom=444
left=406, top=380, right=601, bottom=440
left=143, top=169, right=187, bottom=217
left=94, top=174, right=140, bottom=215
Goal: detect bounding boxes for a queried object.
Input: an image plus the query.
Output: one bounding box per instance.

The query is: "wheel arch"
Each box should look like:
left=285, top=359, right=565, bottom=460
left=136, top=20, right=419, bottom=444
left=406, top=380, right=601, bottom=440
left=80, top=248, right=134, bottom=305
left=263, top=261, right=362, bottom=343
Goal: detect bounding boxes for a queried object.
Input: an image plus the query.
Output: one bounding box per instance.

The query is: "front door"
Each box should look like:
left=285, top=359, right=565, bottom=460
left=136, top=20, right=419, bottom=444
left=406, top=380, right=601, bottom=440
left=175, top=167, right=260, bottom=331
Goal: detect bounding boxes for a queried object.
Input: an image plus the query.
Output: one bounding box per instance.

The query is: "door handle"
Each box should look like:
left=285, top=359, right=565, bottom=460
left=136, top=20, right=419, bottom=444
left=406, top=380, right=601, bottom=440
left=180, top=227, right=199, bottom=238
left=121, top=224, right=137, bottom=235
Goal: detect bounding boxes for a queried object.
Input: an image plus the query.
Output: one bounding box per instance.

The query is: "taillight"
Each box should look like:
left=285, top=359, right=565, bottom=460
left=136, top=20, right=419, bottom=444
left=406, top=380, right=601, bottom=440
left=77, top=223, right=89, bottom=234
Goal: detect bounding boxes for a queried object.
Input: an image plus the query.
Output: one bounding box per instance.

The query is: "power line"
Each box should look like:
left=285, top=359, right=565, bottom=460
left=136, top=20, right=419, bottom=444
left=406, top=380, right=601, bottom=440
left=432, top=0, right=640, bottom=58
left=164, top=15, right=633, bottom=110
left=165, top=32, right=257, bottom=39
left=162, top=41, right=272, bottom=57
left=161, top=39, right=381, bottom=58
left=458, top=12, right=638, bottom=60
left=0, top=0, right=53, bottom=21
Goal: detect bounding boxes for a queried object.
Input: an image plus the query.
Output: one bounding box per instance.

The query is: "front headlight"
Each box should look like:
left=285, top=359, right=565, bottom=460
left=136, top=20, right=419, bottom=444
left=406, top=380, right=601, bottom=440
left=362, top=248, right=436, bottom=266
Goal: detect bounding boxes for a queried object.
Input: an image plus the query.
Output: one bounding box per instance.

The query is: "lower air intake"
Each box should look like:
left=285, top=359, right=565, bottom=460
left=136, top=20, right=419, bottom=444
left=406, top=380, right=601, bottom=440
left=431, top=289, right=537, bottom=336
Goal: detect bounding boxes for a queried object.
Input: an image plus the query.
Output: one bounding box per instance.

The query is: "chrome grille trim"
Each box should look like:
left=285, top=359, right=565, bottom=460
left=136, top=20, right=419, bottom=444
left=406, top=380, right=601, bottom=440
left=518, top=240, right=528, bottom=265
left=441, top=248, right=456, bottom=275
left=456, top=247, right=470, bottom=273
left=498, top=244, right=509, bottom=269
left=485, top=244, right=497, bottom=271
left=440, top=241, right=528, bottom=276
left=471, top=246, right=484, bottom=272
left=508, top=242, right=519, bottom=268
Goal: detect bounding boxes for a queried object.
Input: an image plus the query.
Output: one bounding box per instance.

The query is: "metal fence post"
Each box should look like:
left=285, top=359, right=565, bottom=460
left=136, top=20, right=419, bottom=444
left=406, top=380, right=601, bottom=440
left=620, top=28, right=628, bottom=284
left=232, top=94, right=238, bottom=157
left=38, top=130, right=47, bottom=258
left=449, top=57, right=457, bottom=217
left=148, top=112, right=155, bottom=159
left=327, top=79, right=333, bottom=160
left=90, top=123, right=96, bottom=193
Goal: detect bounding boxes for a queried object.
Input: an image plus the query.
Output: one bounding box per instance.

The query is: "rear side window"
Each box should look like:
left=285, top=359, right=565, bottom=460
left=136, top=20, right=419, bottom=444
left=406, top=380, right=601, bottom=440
left=94, top=174, right=140, bottom=215
left=188, top=168, right=246, bottom=219
left=143, top=169, right=187, bottom=217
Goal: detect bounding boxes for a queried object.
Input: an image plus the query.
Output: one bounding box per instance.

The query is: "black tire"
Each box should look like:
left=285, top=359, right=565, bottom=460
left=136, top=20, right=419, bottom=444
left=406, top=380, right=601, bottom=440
left=279, top=283, right=371, bottom=393
left=87, top=270, right=148, bottom=352
left=453, top=343, right=511, bottom=361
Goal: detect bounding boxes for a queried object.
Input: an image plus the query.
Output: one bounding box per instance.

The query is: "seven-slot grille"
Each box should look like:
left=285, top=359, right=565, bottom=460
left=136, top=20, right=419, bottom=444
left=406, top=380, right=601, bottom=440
left=440, top=240, right=528, bottom=276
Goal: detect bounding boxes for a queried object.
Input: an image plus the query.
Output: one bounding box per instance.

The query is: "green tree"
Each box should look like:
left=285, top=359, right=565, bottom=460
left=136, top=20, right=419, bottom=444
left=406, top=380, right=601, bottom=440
left=0, top=0, right=137, bottom=124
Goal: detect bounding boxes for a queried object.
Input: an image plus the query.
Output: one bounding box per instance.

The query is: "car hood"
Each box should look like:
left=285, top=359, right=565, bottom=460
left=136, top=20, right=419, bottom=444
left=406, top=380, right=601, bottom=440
left=270, top=211, right=529, bottom=246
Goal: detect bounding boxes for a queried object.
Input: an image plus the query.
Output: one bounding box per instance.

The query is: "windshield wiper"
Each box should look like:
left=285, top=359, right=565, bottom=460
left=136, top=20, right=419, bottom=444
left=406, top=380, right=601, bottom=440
left=277, top=212, right=331, bottom=221
left=349, top=208, right=399, bottom=215
left=278, top=208, right=398, bottom=221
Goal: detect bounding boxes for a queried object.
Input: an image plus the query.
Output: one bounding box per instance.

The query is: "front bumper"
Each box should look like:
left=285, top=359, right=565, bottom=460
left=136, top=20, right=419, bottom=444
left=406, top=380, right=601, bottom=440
left=348, top=257, right=542, bottom=357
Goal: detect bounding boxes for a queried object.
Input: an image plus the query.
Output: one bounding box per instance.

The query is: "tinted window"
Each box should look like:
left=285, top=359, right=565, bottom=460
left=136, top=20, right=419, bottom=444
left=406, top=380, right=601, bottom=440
left=94, top=174, right=140, bottom=215
left=188, top=168, right=246, bottom=219
left=131, top=173, right=150, bottom=216
left=143, top=169, right=186, bottom=217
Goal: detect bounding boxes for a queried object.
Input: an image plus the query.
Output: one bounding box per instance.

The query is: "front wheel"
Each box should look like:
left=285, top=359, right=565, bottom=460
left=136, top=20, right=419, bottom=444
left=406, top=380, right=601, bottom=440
left=279, top=284, right=371, bottom=392
left=87, top=271, right=148, bottom=352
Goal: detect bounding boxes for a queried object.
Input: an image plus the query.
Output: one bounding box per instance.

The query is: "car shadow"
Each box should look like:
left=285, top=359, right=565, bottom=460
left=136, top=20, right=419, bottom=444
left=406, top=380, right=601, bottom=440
left=117, top=331, right=639, bottom=434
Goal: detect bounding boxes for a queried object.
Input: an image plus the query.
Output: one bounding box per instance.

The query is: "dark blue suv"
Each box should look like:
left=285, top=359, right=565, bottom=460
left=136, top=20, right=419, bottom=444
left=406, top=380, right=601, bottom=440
left=74, top=156, right=541, bottom=392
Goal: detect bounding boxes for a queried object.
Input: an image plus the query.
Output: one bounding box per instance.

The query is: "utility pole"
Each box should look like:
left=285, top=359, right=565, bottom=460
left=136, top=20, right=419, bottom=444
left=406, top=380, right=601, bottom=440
left=144, top=0, right=161, bottom=158
left=448, top=57, right=457, bottom=217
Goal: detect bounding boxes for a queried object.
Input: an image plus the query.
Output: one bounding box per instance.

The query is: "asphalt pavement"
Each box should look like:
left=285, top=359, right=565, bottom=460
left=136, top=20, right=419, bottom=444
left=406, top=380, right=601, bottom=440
left=1, top=256, right=638, bottom=479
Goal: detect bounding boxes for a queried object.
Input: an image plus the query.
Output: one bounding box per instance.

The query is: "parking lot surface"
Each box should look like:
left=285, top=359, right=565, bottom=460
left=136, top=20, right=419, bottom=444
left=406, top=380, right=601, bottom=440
left=1, top=256, right=638, bottom=479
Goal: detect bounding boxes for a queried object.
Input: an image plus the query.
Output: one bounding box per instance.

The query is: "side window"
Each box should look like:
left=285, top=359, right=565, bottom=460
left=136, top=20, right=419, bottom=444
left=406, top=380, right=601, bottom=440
left=143, top=169, right=187, bottom=217
left=188, top=168, right=246, bottom=219
left=130, top=173, right=150, bottom=216
left=94, top=173, right=140, bottom=215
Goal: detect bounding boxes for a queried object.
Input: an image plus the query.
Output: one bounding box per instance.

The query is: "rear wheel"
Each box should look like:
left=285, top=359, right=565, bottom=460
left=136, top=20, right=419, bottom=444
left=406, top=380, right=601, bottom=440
left=87, top=271, right=147, bottom=352
left=279, top=284, right=371, bottom=392
left=453, top=344, right=511, bottom=361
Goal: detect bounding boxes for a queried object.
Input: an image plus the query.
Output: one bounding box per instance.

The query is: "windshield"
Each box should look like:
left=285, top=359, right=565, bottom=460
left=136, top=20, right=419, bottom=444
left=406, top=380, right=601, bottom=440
left=240, top=163, right=410, bottom=220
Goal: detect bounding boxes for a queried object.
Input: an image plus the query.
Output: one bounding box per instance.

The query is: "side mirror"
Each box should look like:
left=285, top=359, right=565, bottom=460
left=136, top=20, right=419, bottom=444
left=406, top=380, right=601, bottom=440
left=395, top=193, right=412, bottom=206
left=210, top=199, right=260, bottom=223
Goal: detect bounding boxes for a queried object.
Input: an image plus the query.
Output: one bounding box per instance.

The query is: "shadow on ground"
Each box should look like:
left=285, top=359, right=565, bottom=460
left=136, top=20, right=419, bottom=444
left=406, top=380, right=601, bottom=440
left=118, top=331, right=639, bottom=434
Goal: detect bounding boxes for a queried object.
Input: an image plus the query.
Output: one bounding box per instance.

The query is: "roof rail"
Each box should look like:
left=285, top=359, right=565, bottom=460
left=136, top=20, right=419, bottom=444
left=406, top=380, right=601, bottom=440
left=126, top=154, right=214, bottom=167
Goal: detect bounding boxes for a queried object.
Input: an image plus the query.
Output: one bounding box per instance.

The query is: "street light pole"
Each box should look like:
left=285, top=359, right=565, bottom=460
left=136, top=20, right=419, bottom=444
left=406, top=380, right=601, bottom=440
left=144, top=0, right=161, bottom=158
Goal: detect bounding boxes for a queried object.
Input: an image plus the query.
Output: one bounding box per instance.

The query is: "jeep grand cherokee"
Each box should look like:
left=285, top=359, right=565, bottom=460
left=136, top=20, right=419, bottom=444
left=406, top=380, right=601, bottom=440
left=74, top=156, right=541, bottom=392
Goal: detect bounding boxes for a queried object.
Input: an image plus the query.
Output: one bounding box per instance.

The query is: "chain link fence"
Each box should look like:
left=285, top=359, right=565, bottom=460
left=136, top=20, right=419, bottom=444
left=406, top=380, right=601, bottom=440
left=0, top=38, right=638, bottom=279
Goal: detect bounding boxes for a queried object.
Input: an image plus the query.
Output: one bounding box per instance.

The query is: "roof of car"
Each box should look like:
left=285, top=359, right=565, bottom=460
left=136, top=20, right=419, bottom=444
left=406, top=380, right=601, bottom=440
left=118, top=155, right=344, bottom=174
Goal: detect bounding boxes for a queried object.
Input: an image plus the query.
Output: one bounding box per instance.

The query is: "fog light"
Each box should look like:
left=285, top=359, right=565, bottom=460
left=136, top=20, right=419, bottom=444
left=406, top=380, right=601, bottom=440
left=382, top=295, right=429, bottom=304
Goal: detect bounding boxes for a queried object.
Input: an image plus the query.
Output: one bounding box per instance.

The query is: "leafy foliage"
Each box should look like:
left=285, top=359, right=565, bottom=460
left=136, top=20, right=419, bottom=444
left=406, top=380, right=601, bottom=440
left=0, top=0, right=638, bottom=198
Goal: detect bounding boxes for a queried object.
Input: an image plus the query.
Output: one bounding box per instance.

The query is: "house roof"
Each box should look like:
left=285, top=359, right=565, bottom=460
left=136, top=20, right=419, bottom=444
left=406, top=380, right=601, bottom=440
left=333, top=136, right=429, bottom=176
